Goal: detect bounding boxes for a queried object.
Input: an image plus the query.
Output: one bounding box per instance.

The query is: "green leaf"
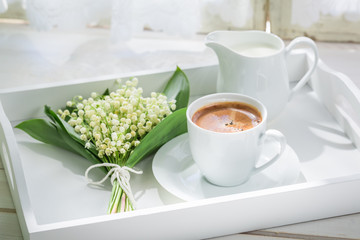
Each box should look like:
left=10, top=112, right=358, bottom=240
left=102, top=88, right=110, bottom=97
left=15, top=119, right=76, bottom=154
left=15, top=118, right=103, bottom=168
left=44, top=105, right=98, bottom=157
left=23, top=106, right=102, bottom=167
left=162, top=66, right=190, bottom=109
left=126, top=107, right=187, bottom=168
left=56, top=128, right=103, bottom=167
left=45, top=105, right=78, bottom=140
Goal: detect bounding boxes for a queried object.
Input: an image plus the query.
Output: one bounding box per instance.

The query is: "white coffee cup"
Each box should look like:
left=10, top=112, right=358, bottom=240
left=205, top=30, right=319, bottom=121
left=186, top=93, right=286, bottom=187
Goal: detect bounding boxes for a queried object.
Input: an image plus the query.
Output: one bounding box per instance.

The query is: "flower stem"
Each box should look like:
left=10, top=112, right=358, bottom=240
left=107, top=180, right=133, bottom=214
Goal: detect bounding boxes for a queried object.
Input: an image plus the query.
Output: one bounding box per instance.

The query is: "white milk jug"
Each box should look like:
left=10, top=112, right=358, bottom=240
left=205, top=30, right=319, bottom=121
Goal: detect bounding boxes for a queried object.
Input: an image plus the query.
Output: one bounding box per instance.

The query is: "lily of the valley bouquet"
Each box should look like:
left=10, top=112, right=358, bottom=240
left=16, top=67, right=189, bottom=213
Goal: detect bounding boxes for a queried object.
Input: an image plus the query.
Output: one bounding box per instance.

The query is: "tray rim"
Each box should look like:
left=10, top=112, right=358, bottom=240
left=1, top=51, right=360, bottom=239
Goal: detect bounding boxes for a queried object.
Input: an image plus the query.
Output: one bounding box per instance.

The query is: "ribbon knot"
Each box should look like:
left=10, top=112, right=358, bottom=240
left=85, top=163, right=143, bottom=209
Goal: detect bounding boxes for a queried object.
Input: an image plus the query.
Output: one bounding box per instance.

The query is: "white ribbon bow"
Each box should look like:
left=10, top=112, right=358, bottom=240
left=85, top=163, right=143, bottom=209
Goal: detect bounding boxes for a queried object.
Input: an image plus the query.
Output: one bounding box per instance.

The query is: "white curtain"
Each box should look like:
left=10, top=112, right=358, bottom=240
left=291, top=0, right=360, bottom=27
left=2, top=0, right=360, bottom=37
left=1, top=0, right=254, bottom=41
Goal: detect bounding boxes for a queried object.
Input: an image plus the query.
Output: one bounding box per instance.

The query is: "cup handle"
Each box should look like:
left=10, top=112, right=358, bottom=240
left=285, top=37, right=319, bottom=99
left=252, top=129, right=287, bottom=175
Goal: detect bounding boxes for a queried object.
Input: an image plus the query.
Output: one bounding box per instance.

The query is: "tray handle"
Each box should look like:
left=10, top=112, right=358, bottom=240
left=0, top=100, right=17, bottom=191
left=310, top=58, right=360, bottom=150
left=0, top=100, right=38, bottom=237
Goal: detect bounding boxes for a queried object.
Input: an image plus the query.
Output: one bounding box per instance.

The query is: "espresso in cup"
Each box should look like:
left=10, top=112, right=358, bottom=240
left=186, top=93, right=286, bottom=187
left=191, top=101, right=262, bottom=133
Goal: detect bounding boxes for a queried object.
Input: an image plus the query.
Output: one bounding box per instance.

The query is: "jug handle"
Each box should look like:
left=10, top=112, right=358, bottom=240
left=285, top=37, right=319, bottom=99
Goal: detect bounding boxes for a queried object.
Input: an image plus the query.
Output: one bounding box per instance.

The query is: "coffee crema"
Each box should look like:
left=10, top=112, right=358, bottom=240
left=192, top=101, right=262, bottom=133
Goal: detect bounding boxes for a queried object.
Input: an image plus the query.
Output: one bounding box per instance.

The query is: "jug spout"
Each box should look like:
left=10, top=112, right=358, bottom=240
left=205, top=41, right=228, bottom=55
left=205, top=31, right=239, bottom=60
left=205, top=33, right=228, bottom=55
left=205, top=31, right=241, bottom=54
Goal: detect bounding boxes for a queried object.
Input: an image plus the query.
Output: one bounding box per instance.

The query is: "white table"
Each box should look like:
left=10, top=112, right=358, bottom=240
left=1, top=24, right=360, bottom=239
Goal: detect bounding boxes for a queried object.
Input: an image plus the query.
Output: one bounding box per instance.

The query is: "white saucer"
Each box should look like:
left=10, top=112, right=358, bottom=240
left=152, top=133, right=301, bottom=201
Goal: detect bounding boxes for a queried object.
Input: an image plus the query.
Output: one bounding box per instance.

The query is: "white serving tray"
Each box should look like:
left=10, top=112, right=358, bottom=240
left=1, top=51, right=360, bottom=240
